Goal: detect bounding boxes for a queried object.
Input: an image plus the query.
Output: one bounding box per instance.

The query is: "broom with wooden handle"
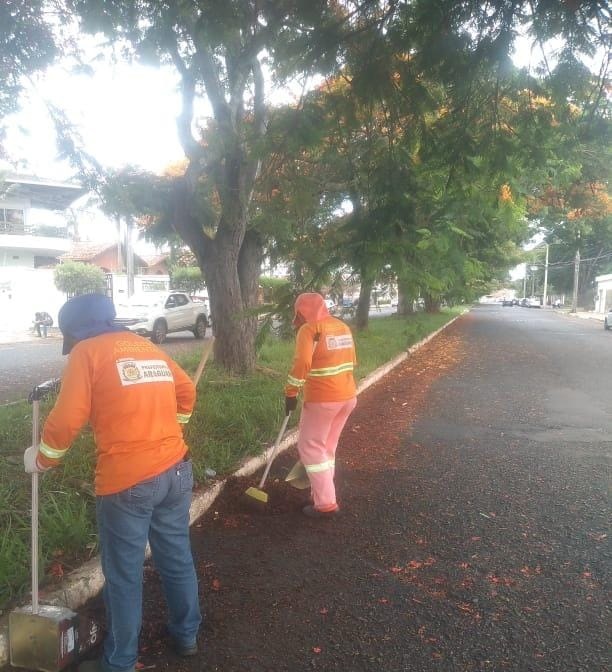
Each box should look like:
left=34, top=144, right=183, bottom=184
left=243, top=412, right=291, bottom=509
left=192, top=337, right=215, bottom=386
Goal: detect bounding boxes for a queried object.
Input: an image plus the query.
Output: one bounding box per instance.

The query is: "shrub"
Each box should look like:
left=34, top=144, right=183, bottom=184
left=54, top=262, right=106, bottom=297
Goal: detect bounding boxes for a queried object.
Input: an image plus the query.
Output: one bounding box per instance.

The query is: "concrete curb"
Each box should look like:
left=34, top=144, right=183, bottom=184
left=0, top=310, right=465, bottom=667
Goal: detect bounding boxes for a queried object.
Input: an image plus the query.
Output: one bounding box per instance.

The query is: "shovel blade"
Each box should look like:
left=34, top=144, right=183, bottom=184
left=9, top=605, right=101, bottom=672
left=285, top=460, right=310, bottom=490
left=10, top=605, right=79, bottom=672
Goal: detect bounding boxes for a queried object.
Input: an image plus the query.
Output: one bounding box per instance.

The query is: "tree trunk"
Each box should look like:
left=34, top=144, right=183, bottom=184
left=206, top=255, right=259, bottom=373
left=423, top=293, right=441, bottom=313
left=355, top=277, right=373, bottom=331
left=397, top=278, right=416, bottom=316
left=171, top=177, right=262, bottom=374
left=205, top=226, right=262, bottom=374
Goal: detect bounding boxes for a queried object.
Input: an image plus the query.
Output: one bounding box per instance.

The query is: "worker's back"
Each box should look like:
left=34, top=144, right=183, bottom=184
left=41, top=331, right=195, bottom=495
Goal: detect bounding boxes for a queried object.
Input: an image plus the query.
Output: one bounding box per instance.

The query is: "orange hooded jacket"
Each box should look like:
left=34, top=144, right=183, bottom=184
left=38, top=331, right=196, bottom=496
left=284, top=293, right=356, bottom=403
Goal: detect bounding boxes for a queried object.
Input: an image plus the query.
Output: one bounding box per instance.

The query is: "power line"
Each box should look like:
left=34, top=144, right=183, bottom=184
left=527, top=250, right=612, bottom=269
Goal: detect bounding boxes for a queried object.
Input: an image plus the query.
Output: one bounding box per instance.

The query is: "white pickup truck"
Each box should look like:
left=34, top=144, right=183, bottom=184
left=114, top=291, right=209, bottom=344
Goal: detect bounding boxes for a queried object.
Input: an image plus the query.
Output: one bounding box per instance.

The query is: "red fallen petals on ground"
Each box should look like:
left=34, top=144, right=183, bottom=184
left=312, top=647, right=322, bottom=654
left=211, top=578, right=221, bottom=591
left=487, top=574, right=516, bottom=586
left=587, top=532, right=607, bottom=542
left=520, top=565, right=542, bottom=576
left=48, top=562, right=64, bottom=578
left=319, top=607, right=328, bottom=615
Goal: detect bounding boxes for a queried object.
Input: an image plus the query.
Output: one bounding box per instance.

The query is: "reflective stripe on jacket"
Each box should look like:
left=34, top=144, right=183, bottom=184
left=285, top=317, right=356, bottom=403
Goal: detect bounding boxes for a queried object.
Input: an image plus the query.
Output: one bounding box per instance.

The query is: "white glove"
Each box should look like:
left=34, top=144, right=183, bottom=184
left=24, top=446, right=49, bottom=473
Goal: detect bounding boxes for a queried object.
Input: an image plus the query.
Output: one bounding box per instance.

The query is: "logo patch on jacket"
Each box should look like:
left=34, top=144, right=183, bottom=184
left=325, top=334, right=353, bottom=350
left=116, top=359, right=174, bottom=386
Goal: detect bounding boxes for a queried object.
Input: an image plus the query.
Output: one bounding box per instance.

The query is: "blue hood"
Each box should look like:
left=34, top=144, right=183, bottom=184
left=58, top=293, right=126, bottom=354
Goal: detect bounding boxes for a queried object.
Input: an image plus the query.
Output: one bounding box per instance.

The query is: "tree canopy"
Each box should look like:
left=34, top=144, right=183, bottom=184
left=4, top=0, right=610, bottom=367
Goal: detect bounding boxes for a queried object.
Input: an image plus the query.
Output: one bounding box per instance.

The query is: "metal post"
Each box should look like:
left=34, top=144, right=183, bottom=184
left=571, top=249, right=580, bottom=313
left=126, top=215, right=134, bottom=298
left=522, top=266, right=527, bottom=298
left=116, top=215, right=124, bottom=271
left=543, top=244, right=549, bottom=307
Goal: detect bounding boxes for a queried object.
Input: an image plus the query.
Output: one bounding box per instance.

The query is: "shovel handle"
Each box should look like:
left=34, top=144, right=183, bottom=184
left=257, top=413, right=291, bottom=490
left=27, top=380, right=59, bottom=614
left=31, top=399, right=40, bottom=614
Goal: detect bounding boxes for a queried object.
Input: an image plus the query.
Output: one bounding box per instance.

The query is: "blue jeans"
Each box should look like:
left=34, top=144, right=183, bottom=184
left=95, top=459, right=201, bottom=672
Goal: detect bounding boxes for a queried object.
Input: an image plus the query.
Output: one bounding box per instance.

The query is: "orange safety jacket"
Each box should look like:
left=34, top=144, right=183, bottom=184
left=285, top=309, right=357, bottom=403
left=38, top=331, right=196, bottom=496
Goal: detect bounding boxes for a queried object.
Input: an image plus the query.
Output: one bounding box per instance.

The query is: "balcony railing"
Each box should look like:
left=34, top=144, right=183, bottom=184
left=0, top=222, right=70, bottom=238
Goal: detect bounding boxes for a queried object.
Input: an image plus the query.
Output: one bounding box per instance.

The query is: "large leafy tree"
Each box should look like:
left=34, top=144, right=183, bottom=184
left=10, top=0, right=605, bottom=352
left=64, top=0, right=389, bottom=373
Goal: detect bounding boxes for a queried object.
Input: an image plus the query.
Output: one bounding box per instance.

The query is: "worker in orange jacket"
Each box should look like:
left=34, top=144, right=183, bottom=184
left=285, top=293, right=357, bottom=518
left=23, top=293, right=201, bottom=672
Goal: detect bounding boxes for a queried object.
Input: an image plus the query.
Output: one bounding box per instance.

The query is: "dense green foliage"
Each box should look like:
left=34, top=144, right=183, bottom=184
left=170, top=266, right=206, bottom=295
left=54, top=261, right=107, bottom=296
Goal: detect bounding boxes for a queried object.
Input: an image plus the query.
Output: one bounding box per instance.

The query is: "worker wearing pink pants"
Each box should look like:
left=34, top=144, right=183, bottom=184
left=298, top=398, right=358, bottom=512
left=285, top=293, right=357, bottom=518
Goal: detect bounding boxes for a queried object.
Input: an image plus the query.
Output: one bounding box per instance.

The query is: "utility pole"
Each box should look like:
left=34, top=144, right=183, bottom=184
left=543, top=244, right=549, bottom=307
left=522, top=265, right=527, bottom=298
left=571, top=249, right=580, bottom=313
left=116, top=215, right=123, bottom=272
left=126, top=215, right=135, bottom=298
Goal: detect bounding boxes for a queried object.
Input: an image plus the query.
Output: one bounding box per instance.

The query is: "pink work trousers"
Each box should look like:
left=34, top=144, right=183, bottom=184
left=297, top=397, right=357, bottom=511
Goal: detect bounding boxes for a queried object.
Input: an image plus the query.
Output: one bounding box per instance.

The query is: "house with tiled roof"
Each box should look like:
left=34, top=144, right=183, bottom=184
left=139, top=254, right=170, bottom=275
left=60, top=242, right=144, bottom=273
left=60, top=244, right=169, bottom=275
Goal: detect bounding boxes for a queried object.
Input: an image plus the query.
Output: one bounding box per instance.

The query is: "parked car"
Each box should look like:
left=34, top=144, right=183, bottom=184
left=324, top=298, right=340, bottom=314
left=604, top=310, right=612, bottom=330
left=114, top=291, right=209, bottom=344
left=501, top=298, right=514, bottom=306
left=190, top=294, right=212, bottom=322
left=526, top=297, right=541, bottom=308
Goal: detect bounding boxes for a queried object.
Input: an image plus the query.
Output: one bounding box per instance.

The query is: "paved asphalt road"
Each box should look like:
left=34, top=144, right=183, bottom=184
left=3, top=305, right=608, bottom=670
left=125, top=303, right=608, bottom=672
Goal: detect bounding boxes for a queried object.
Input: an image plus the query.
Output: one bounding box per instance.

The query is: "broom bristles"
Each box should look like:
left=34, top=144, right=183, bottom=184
left=244, top=486, right=268, bottom=504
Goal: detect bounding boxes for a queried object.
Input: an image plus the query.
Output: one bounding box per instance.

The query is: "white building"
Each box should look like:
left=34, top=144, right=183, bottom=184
left=0, top=174, right=86, bottom=335
left=594, top=274, right=612, bottom=314
left=0, top=174, right=85, bottom=268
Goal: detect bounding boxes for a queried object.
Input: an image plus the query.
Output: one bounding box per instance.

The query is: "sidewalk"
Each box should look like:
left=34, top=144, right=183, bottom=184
left=564, top=308, right=605, bottom=322
left=0, top=327, right=62, bottom=345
